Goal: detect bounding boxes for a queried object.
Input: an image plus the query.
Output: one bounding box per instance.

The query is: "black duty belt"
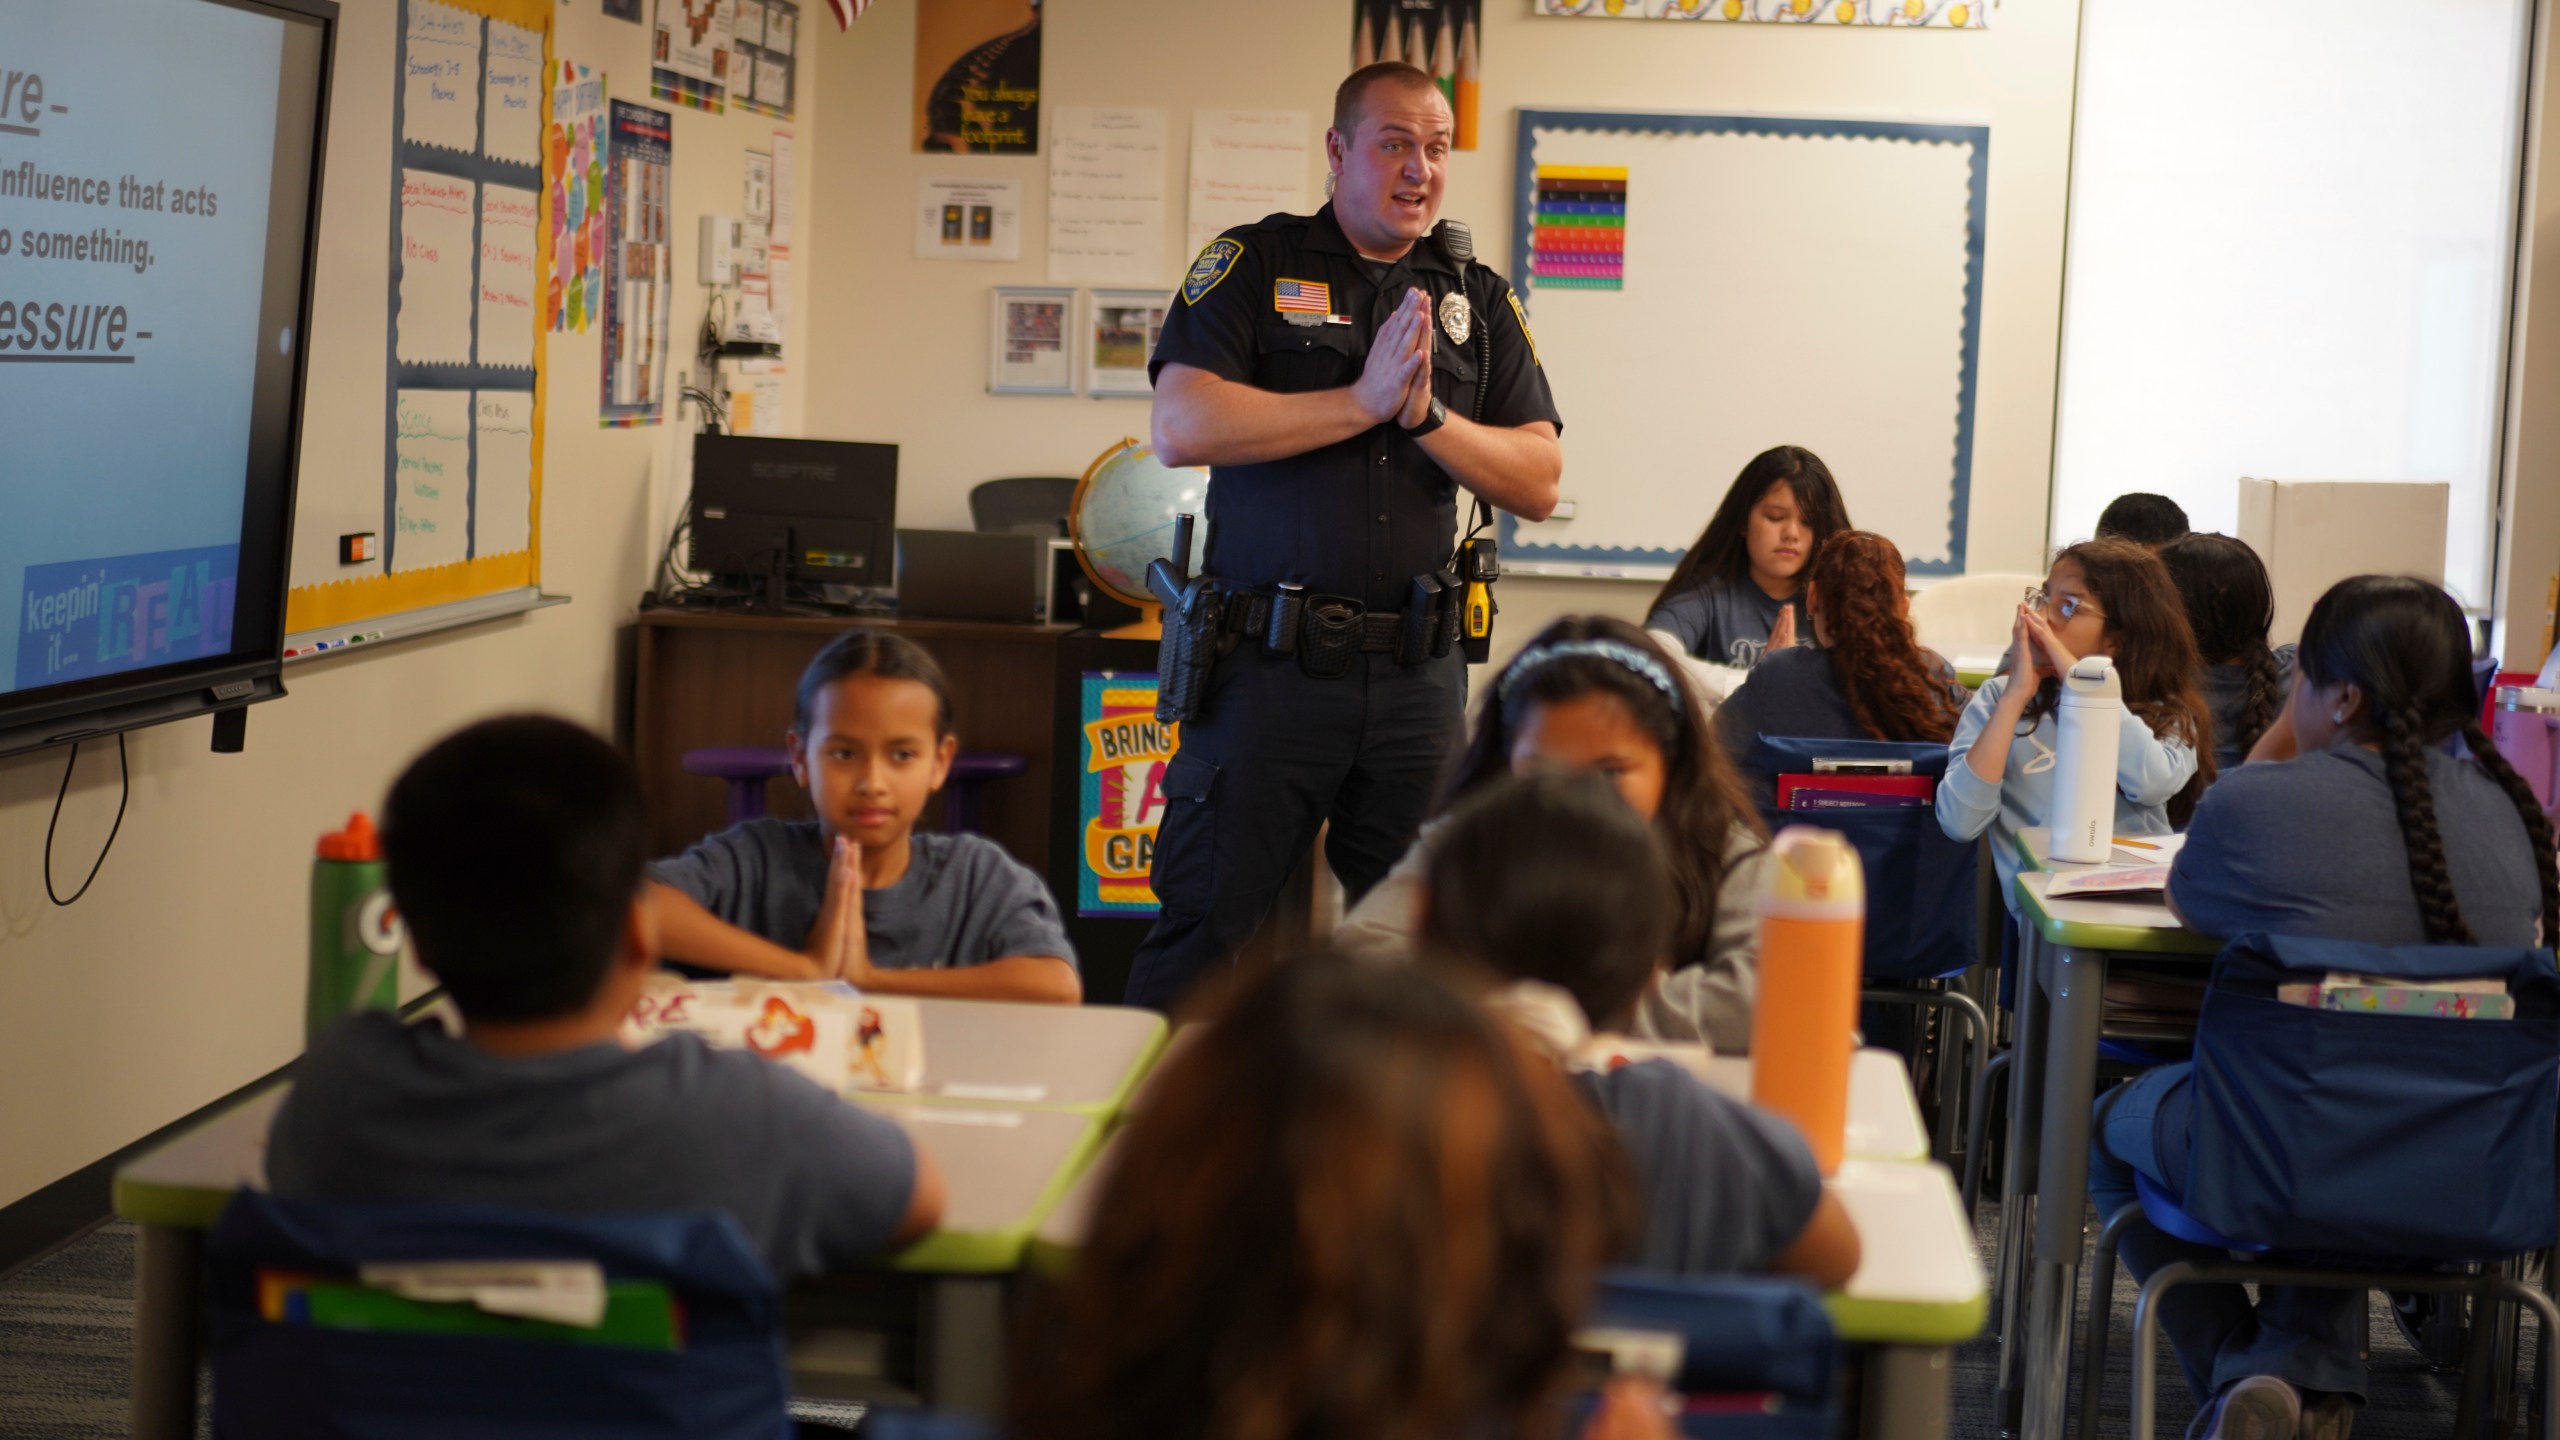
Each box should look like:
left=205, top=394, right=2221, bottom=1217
left=1213, top=591, right=1410, bottom=654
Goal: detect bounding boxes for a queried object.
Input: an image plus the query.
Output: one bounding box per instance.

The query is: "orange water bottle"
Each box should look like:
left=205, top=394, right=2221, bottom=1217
left=1749, top=826, right=1864, bottom=1175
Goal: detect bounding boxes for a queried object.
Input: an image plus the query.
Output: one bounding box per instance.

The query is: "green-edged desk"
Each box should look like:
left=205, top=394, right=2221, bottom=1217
left=1028, top=1095, right=1983, bottom=1440
left=1998, top=869, right=2220, bottom=1440
left=111, top=1006, right=1157, bottom=1439
left=870, top=999, right=1165, bottom=1115
left=1701, top=1048, right=1931, bottom=1165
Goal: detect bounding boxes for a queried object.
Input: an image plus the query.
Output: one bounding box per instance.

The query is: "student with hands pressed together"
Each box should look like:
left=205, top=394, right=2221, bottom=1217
left=1936, top=538, right=2213, bottom=916
left=650, top=630, right=1081, bottom=1003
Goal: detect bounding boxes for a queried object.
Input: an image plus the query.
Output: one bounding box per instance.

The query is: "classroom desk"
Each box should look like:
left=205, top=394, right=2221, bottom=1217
left=874, top=998, right=1166, bottom=1114
left=1028, top=1077, right=1983, bottom=1440
left=1700, top=1049, right=1931, bottom=1165
left=1996, top=870, right=2220, bottom=1440
left=112, top=1073, right=1120, bottom=1435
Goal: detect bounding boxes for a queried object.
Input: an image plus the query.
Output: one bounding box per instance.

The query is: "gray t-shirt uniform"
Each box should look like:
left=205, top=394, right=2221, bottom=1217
left=1647, top=579, right=1803, bottom=671
left=2170, top=746, right=2541, bottom=947
left=1575, top=1059, right=1823, bottom=1275
left=650, top=822, right=1078, bottom=973
left=268, top=1013, right=919, bottom=1282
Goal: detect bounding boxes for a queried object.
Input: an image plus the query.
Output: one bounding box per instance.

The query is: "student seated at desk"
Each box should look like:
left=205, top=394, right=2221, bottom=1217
left=268, top=716, right=944, bottom=1283
left=2160, top=532, right=2293, bottom=775
left=1010, top=952, right=1674, bottom=1440
left=650, top=628, right=1080, bottom=1003
left=1936, top=538, right=2213, bottom=918
left=1644, top=445, right=1852, bottom=698
left=2087, top=576, right=2559, bottom=1436
left=1416, top=770, right=1861, bottom=1287
left=1710, top=529, right=1964, bottom=778
left=1335, top=617, right=1771, bottom=1051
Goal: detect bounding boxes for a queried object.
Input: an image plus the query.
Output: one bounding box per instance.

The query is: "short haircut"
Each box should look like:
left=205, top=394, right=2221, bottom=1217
left=1333, top=61, right=1441, bottom=137
left=382, top=715, right=647, bottom=1023
left=2094, top=492, right=2191, bottom=548
left=794, top=628, right=956, bottom=738
left=1419, top=770, right=1676, bottom=1029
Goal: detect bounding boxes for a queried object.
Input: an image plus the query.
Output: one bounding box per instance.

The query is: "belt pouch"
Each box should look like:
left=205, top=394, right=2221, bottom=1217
left=1427, top=570, right=1461, bottom=658
left=1399, top=574, right=1448, bottom=664
left=1298, top=596, right=1364, bottom=679
left=1264, top=583, right=1305, bottom=658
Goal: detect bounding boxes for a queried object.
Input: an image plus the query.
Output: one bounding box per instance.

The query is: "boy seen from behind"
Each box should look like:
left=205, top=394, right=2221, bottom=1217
left=268, top=716, right=943, bottom=1283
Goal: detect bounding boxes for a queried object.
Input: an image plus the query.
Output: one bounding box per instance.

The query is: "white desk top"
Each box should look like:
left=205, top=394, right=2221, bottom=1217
left=1700, top=1048, right=1929, bottom=1164
left=892, top=998, right=1164, bottom=1111
left=1831, top=1157, right=1984, bottom=1311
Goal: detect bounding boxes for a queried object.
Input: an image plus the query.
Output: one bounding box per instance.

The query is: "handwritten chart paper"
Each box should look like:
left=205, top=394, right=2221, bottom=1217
left=1047, top=108, right=1167, bottom=286
left=396, top=169, right=477, bottom=366
left=403, top=1, right=483, bottom=155
left=474, top=393, right=535, bottom=556
left=393, top=390, right=473, bottom=571
left=1188, top=111, right=1309, bottom=257
left=482, top=21, right=544, bottom=166
left=477, top=184, right=539, bottom=369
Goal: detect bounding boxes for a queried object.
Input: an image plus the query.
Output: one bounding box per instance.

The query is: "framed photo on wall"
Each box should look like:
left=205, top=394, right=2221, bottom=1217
left=1086, top=289, right=1167, bottom=397
left=990, top=286, right=1075, bottom=395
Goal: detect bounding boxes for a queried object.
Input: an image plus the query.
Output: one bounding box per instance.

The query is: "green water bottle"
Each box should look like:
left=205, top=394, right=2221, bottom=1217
left=308, top=812, right=404, bottom=1038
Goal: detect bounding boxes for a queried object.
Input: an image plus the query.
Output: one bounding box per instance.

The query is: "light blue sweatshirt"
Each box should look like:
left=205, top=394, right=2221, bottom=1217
left=1936, top=673, right=2199, bottom=912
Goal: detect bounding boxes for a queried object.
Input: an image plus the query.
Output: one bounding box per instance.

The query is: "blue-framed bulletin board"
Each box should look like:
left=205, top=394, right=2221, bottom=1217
left=1504, top=109, right=1988, bottom=578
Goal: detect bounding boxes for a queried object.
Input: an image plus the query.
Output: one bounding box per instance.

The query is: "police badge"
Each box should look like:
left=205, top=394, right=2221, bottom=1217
left=1438, top=290, right=1472, bottom=346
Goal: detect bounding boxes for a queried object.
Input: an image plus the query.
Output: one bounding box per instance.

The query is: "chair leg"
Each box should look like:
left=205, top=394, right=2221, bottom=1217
left=2132, top=1261, right=2204, bottom=1440
left=1944, top=987, right=1992, bottom=1172
left=2484, top=1276, right=2560, bottom=1440
left=1963, top=1046, right=2013, bottom=1219
left=2080, top=1204, right=2145, bottom=1440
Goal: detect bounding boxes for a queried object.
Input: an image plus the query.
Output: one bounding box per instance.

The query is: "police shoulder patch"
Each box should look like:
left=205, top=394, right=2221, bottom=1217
left=1183, top=239, right=1244, bottom=306
left=1505, top=289, right=1542, bottom=366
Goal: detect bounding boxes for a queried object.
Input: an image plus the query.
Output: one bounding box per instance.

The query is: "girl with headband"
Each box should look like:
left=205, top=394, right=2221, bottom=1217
left=1336, top=615, right=1772, bottom=1051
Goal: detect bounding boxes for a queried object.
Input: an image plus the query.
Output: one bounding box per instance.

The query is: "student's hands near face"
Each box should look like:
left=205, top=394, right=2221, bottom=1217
left=2006, top=605, right=2042, bottom=690
left=1579, top=1377, right=1677, bottom=1440
left=2021, top=607, right=2079, bottom=679
left=804, top=835, right=875, bottom=983
left=1355, top=289, right=1432, bottom=425
left=1767, top=604, right=1798, bottom=653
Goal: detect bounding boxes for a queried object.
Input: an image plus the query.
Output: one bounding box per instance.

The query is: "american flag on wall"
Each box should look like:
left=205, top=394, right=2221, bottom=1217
left=826, top=0, right=872, bottom=29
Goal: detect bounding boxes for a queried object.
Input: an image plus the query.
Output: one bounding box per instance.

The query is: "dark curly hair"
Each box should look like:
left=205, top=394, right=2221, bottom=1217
left=1650, top=445, right=1852, bottom=614
left=1009, top=953, right=1636, bottom=1440
left=2160, top=533, right=2284, bottom=760
left=1806, top=531, right=1960, bottom=744
left=1443, top=616, right=1763, bottom=965
left=2296, top=576, right=2560, bottom=946
left=2020, top=538, right=2218, bottom=826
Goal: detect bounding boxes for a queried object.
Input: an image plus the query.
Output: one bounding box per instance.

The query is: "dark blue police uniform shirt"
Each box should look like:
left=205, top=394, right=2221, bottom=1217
left=1150, top=204, right=1563, bottom=614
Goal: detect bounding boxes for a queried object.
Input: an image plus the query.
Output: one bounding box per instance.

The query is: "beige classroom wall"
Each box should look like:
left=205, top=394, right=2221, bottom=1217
left=0, top=2, right=822, bottom=1213
left=801, top=0, right=2089, bottom=653
left=2500, top=0, right=2560, bottom=671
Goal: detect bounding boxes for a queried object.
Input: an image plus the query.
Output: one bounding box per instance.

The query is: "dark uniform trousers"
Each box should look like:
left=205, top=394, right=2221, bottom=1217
left=1121, top=202, right=1557, bottom=1011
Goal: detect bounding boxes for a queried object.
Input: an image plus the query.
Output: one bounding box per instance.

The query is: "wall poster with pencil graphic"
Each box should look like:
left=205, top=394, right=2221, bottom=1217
left=1351, top=0, right=1480, bottom=151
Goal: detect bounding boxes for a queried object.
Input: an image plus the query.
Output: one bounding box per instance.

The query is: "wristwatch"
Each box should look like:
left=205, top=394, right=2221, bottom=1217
left=1406, top=396, right=1447, bottom=437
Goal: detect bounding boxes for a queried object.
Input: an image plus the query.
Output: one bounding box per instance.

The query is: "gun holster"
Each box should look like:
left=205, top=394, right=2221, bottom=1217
left=1151, top=576, right=1225, bottom=725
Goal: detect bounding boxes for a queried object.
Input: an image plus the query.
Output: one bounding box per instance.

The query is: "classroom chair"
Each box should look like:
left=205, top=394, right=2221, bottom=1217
left=1582, top=1269, right=1837, bottom=1438
left=206, top=1192, right=792, bottom=1440
left=1905, top=571, right=2044, bottom=677
left=2073, top=933, right=2560, bottom=1440
left=1739, top=734, right=1990, bottom=1167
left=968, top=477, right=1078, bottom=538
left=681, top=745, right=1028, bottom=835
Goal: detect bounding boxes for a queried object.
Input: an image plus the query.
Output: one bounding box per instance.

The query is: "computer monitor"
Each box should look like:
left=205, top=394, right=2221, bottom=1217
left=688, top=436, right=897, bottom=601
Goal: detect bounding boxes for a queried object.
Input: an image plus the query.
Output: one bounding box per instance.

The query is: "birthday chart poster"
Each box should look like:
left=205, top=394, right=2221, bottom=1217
left=546, top=59, right=606, bottom=332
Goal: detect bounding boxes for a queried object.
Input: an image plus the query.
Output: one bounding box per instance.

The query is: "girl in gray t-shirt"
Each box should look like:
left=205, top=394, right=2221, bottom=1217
left=1645, top=444, right=1850, bottom=670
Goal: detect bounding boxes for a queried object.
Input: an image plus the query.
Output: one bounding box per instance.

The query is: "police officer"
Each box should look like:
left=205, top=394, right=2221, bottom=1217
left=1126, top=61, right=1563, bottom=1010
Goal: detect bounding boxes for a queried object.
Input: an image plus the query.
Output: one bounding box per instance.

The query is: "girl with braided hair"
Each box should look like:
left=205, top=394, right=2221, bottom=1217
left=1710, top=530, right=1967, bottom=784
left=2160, top=533, right=2294, bottom=775
left=2085, top=575, right=2555, bottom=1438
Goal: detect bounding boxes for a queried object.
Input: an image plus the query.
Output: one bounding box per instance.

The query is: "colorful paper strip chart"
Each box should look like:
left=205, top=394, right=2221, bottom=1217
left=1531, top=165, right=1626, bottom=291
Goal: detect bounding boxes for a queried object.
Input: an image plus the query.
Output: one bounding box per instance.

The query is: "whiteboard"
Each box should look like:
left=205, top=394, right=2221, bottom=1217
left=1503, top=111, right=1987, bottom=577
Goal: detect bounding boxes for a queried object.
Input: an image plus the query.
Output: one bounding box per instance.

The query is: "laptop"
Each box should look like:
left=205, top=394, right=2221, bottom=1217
left=893, top=528, right=1047, bottom=624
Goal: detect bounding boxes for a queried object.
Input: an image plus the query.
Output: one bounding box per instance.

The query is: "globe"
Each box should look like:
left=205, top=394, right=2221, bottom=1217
left=1071, top=438, right=1210, bottom=633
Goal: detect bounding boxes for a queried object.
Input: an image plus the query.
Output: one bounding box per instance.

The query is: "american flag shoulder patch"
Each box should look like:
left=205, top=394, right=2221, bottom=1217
left=1274, top=278, right=1332, bottom=314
